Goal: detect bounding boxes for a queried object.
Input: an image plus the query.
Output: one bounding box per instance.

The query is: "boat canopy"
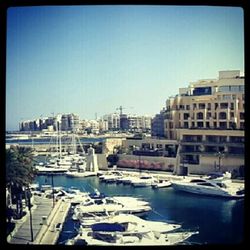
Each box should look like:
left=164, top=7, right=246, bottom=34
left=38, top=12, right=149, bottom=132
left=207, top=172, right=224, bottom=178
left=91, top=223, right=126, bottom=232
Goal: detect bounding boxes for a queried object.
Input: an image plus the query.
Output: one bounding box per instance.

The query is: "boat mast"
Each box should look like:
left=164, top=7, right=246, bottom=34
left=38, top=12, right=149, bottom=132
left=58, top=121, right=62, bottom=159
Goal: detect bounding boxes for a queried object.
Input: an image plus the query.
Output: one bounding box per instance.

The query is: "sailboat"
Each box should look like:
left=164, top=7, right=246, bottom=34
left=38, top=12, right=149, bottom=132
left=35, top=122, right=72, bottom=173
left=65, top=145, right=99, bottom=177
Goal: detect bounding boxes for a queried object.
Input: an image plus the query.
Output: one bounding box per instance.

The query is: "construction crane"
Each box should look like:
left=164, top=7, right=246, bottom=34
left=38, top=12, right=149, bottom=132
left=116, top=106, right=134, bottom=115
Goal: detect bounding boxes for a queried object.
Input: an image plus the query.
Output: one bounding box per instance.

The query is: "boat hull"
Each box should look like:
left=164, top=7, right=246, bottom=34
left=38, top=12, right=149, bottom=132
left=171, top=183, right=244, bottom=199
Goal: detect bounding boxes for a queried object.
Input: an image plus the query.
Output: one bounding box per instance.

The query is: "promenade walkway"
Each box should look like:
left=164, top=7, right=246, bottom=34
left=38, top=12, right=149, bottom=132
left=7, top=195, right=70, bottom=245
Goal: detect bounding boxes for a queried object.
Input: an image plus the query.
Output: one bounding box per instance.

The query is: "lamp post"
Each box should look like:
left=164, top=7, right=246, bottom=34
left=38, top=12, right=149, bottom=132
left=215, top=151, right=225, bottom=172
left=26, top=188, right=34, bottom=242
left=51, top=172, right=55, bottom=207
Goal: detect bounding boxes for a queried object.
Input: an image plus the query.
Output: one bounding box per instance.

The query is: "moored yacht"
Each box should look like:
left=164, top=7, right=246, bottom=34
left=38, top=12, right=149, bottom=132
left=66, top=214, right=198, bottom=246
left=72, top=192, right=151, bottom=220
left=171, top=175, right=244, bottom=199
left=131, top=174, right=156, bottom=187
left=152, top=179, right=172, bottom=189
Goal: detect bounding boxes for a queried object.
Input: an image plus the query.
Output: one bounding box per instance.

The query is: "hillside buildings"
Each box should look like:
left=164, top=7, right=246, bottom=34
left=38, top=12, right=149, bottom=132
left=19, top=113, right=80, bottom=132
left=19, top=112, right=152, bottom=134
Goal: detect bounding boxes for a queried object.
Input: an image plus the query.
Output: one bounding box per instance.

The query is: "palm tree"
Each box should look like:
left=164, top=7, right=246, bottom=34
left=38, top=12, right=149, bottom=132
left=6, top=146, right=36, bottom=219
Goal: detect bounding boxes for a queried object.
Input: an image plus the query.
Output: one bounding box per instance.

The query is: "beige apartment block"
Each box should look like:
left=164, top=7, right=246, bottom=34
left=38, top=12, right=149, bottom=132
left=164, top=70, right=244, bottom=175
left=115, top=70, right=244, bottom=175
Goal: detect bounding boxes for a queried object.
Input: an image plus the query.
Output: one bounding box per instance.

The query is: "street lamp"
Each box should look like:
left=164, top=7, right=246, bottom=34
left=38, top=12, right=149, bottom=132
left=215, top=151, right=225, bottom=172
left=51, top=172, right=55, bottom=208
left=26, top=188, right=34, bottom=242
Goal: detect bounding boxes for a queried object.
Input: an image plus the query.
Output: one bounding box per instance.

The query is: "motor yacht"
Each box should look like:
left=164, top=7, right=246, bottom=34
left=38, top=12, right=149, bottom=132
left=65, top=171, right=97, bottom=178
left=152, top=179, right=172, bottom=189
left=72, top=192, right=152, bottom=220
left=102, top=172, right=124, bottom=183
left=171, top=176, right=244, bottom=199
left=118, top=175, right=139, bottom=185
left=66, top=214, right=198, bottom=246
left=131, top=174, right=156, bottom=187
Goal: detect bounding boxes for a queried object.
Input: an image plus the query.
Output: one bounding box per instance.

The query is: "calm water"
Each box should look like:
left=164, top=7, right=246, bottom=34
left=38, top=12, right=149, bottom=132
left=6, top=137, right=104, bottom=145
left=35, top=175, right=244, bottom=245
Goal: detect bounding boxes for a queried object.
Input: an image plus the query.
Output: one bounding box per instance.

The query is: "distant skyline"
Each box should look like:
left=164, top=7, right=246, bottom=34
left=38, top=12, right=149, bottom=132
left=6, top=5, right=244, bottom=131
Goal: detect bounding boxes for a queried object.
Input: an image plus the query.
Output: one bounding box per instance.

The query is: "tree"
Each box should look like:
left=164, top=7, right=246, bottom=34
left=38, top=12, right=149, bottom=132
left=6, top=146, right=36, bottom=219
left=107, top=154, right=119, bottom=166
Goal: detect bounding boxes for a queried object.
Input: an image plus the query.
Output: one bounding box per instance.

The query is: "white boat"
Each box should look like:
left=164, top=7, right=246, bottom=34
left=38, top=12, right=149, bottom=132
left=77, top=212, right=181, bottom=232
left=99, top=214, right=182, bottom=233
left=117, top=175, right=138, bottom=185
left=76, top=211, right=117, bottom=227
left=131, top=174, right=156, bottom=187
left=101, top=171, right=124, bottom=183
left=72, top=192, right=152, bottom=220
left=98, top=171, right=122, bottom=181
left=171, top=175, right=244, bottom=199
left=35, top=164, right=69, bottom=173
left=66, top=214, right=198, bottom=246
left=152, top=179, right=172, bottom=189
left=66, top=171, right=97, bottom=178
left=61, top=189, right=91, bottom=205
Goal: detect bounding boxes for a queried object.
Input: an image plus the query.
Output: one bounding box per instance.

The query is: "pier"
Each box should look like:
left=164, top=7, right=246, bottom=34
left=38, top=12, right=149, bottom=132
left=8, top=195, right=71, bottom=245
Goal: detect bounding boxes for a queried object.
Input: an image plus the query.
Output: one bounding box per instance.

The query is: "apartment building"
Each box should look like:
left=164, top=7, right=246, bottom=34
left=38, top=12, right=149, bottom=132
left=151, top=108, right=167, bottom=138
left=164, top=70, right=244, bottom=174
left=61, top=113, right=80, bottom=131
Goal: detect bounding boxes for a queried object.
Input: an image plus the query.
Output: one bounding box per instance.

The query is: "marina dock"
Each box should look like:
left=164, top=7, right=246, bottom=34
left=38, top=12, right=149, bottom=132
left=8, top=196, right=71, bottom=245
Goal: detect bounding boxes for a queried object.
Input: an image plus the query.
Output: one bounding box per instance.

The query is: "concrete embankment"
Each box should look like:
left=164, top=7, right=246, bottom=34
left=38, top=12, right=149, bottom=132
left=34, top=199, right=71, bottom=244
left=8, top=195, right=71, bottom=245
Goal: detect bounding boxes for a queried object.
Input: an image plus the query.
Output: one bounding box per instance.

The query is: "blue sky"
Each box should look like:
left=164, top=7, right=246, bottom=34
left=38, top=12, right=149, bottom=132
left=6, top=5, right=244, bottom=131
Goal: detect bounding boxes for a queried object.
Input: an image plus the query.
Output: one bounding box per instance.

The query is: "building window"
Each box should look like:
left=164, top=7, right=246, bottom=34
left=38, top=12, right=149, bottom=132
left=222, top=94, right=231, bottom=100
left=206, top=112, right=212, bottom=119
left=215, top=103, right=218, bottom=110
left=193, top=103, right=197, bottom=109
left=184, top=122, right=189, bottom=128
left=218, top=86, right=230, bottom=92
left=219, top=136, right=227, bottom=143
left=220, top=103, right=228, bottom=109
left=240, top=122, right=244, bottom=129
left=197, top=122, right=203, bottom=128
left=198, top=103, right=206, bottom=109
left=197, top=112, right=203, bottom=120
left=207, top=103, right=211, bottom=110
left=219, top=122, right=227, bottom=129
left=229, top=122, right=236, bottom=129
left=206, top=122, right=210, bottom=128
left=186, top=105, right=190, bottom=110
left=219, top=112, right=227, bottom=119
left=183, top=113, right=189, bottom=120
left=230, top=112, right=234, bottom=118
left=239, top=85, right=244, bottom=92
left=192, top=122, right=195, bottom=128
left=169, top=131, right=173, bottom=139
left=230, top=136, right=244, bottom=143
left=214, top=122, right=217, bottom=128
left=240, top=112, right=244, bottom=120
left=230, top=103, right=234, bottom=110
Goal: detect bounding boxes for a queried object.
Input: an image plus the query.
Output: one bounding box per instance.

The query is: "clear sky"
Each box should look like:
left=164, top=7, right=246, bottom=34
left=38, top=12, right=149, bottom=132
left=6, top=5, right=244, bottom=131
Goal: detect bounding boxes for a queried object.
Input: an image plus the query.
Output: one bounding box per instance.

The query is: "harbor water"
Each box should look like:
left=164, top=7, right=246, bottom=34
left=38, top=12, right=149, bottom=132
left=35, top=174, right=244, bottom=245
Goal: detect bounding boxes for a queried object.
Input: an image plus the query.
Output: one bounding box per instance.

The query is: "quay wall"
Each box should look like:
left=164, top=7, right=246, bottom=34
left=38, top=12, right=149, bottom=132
left=117, top=154, right=176, bottom=172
